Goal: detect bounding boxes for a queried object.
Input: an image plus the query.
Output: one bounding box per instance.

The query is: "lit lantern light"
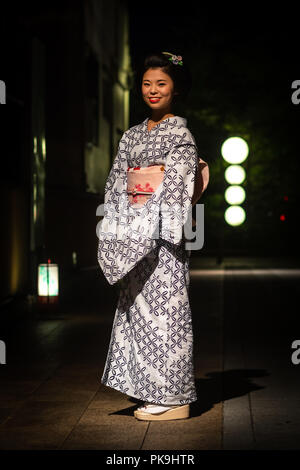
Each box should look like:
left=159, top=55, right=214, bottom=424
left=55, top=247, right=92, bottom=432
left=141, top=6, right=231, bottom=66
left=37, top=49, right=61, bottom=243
left=224, top=206, right=246, bottom=226
left=38, top=259, right=59, bottom=304
left=225, top=165, right=246, bottom=185
left=222, top=136, right=249, bottom=228
left=225, top=185, right=246, bottom=205
left=221, top=137, right=249, bottom=164
left=72, top=251, right=77, bottom=267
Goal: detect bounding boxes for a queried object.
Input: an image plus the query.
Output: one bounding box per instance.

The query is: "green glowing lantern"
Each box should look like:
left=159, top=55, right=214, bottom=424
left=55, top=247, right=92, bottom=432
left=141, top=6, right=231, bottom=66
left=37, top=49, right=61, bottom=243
left=38, top=259, right=59, bottom=304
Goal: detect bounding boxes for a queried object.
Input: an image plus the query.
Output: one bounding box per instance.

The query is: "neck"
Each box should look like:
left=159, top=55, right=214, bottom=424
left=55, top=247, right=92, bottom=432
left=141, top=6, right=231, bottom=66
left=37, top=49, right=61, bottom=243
left=150, top=109, right=175, bottom=123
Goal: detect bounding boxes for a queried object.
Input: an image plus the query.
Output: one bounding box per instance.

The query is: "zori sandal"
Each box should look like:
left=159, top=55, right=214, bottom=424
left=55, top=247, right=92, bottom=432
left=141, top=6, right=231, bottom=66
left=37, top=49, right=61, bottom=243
left=134, top=403, right=190, bottom=421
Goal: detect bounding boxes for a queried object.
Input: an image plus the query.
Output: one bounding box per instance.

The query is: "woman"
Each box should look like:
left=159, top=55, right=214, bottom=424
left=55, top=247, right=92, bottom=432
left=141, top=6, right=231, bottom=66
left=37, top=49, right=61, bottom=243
left=97, top=51, right=209, bottom=421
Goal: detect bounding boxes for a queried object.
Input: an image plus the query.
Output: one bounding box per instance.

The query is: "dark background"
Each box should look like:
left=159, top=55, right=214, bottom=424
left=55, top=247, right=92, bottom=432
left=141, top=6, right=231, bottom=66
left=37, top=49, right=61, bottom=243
left=1, top=2, right=300, bottom=303
left=0, top=2, right=300, bottom=453
left=128, top=5, right=300, bottom=258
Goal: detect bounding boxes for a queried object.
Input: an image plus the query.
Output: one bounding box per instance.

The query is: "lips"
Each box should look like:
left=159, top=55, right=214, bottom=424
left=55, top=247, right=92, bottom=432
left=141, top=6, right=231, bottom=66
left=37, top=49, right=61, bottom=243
left=149, top=98, right=161, bottom=102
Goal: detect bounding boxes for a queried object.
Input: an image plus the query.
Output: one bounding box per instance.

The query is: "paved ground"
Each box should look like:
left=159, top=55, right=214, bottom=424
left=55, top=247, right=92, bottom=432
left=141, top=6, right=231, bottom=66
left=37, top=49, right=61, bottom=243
left=0, top=256, right=300, bottom=450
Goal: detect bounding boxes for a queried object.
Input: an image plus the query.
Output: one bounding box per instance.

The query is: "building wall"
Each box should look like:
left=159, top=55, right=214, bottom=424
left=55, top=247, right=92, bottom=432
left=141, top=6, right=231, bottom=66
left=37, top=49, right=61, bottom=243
left=46, top=0, right=132, bottom=272
left=0, top=0, right=132, bottom=302
left=83, top=0, right=132, bottom=195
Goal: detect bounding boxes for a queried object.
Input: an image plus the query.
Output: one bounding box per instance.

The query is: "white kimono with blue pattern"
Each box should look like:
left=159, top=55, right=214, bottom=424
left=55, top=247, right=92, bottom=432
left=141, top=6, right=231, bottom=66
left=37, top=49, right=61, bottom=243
left=97, top=116, right=201, bottom=405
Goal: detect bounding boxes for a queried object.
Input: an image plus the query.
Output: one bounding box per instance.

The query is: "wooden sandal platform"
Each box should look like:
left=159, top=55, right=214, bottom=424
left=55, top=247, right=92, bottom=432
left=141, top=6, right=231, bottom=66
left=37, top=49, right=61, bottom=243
left=134, top=404, right=190, bottom=421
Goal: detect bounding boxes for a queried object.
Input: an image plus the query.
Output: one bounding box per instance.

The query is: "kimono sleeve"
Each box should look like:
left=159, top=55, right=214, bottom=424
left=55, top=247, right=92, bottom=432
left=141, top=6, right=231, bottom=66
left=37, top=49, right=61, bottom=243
left=191, top=157, right=209, bottom=207
left=159, top=143, right=198, bottom=245
left=103, top=139, right=127, bottom=205
left=96, top=134, right=159, bottom=286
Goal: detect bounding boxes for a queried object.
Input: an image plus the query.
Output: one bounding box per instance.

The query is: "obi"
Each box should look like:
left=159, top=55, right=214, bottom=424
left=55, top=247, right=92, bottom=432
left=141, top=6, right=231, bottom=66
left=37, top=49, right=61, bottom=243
left=127, top=158, right=209, bottom=210
left=127, top=164, right=165, bottom=207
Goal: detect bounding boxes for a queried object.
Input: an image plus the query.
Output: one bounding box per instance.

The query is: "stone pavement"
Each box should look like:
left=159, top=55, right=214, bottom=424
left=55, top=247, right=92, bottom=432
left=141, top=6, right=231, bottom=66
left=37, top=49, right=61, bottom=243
left=0, top=256, right=300, bottom=450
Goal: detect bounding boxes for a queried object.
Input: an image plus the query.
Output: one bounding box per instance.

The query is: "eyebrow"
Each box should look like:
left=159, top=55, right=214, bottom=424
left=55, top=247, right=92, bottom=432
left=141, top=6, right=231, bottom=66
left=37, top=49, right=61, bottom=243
left=143, top=79, right=167, bottom=82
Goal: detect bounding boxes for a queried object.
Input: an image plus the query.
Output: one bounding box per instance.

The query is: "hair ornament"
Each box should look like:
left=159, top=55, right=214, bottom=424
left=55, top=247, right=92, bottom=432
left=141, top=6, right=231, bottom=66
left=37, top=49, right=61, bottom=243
left=162, top=51, right=183, bottom=66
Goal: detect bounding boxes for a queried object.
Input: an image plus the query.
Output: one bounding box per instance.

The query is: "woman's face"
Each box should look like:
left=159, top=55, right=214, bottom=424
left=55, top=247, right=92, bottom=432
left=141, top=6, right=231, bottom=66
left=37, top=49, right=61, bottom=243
left=141, top=68, right=176, bottom=111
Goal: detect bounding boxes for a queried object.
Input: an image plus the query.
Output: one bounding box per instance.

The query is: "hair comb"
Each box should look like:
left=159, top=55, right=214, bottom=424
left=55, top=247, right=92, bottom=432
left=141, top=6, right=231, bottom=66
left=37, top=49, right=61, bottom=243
left=162, top=51, right=183, bottom=66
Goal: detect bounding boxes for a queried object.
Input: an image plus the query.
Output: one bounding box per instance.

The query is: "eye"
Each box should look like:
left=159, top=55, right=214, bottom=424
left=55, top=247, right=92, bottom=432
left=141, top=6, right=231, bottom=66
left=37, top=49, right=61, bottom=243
left=143, top=83, right=166, bottom=86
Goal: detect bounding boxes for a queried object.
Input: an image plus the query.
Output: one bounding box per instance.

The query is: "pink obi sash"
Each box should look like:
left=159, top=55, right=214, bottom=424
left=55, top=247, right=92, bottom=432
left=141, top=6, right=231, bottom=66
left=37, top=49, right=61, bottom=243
left=127, top=158, right=209, bottom=211
left=127, top=164, right=165, bottom=207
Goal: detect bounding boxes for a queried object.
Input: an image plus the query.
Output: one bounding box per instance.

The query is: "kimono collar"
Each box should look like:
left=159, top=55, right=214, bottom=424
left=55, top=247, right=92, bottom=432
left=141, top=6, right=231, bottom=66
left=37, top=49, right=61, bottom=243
left=143, top=115, right=187, bottom=131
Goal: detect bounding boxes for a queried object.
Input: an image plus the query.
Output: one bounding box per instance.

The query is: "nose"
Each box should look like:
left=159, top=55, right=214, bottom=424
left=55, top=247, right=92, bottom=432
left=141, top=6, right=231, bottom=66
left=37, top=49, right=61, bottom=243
left=149, top=86, right=159, bottom=95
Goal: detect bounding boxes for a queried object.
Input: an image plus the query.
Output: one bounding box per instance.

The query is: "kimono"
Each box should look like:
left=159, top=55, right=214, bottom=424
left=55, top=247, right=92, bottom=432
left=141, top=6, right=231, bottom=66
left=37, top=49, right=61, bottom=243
left=97, top=116, right=209, bottom=405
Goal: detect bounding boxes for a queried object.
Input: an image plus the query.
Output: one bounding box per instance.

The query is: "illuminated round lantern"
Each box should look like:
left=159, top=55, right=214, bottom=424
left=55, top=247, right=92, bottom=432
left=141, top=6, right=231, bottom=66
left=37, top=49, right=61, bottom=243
left=224, top=206, right=246, bottom=226
left=225, top=165, right=246, bottom=185
left=221, top=137, right=249, bottom=164
left=225, top=185, right=246, bottom=205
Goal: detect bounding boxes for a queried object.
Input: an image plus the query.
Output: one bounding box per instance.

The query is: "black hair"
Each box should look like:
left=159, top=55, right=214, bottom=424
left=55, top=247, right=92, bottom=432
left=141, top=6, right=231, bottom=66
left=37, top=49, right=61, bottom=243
left=135, top=51, right=192, bottom=104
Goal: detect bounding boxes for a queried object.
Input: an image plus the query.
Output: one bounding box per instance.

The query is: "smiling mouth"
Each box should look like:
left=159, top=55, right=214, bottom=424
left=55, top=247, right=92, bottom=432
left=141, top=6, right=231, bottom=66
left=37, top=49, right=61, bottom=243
left=149, top=98, right=161, bottom=102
